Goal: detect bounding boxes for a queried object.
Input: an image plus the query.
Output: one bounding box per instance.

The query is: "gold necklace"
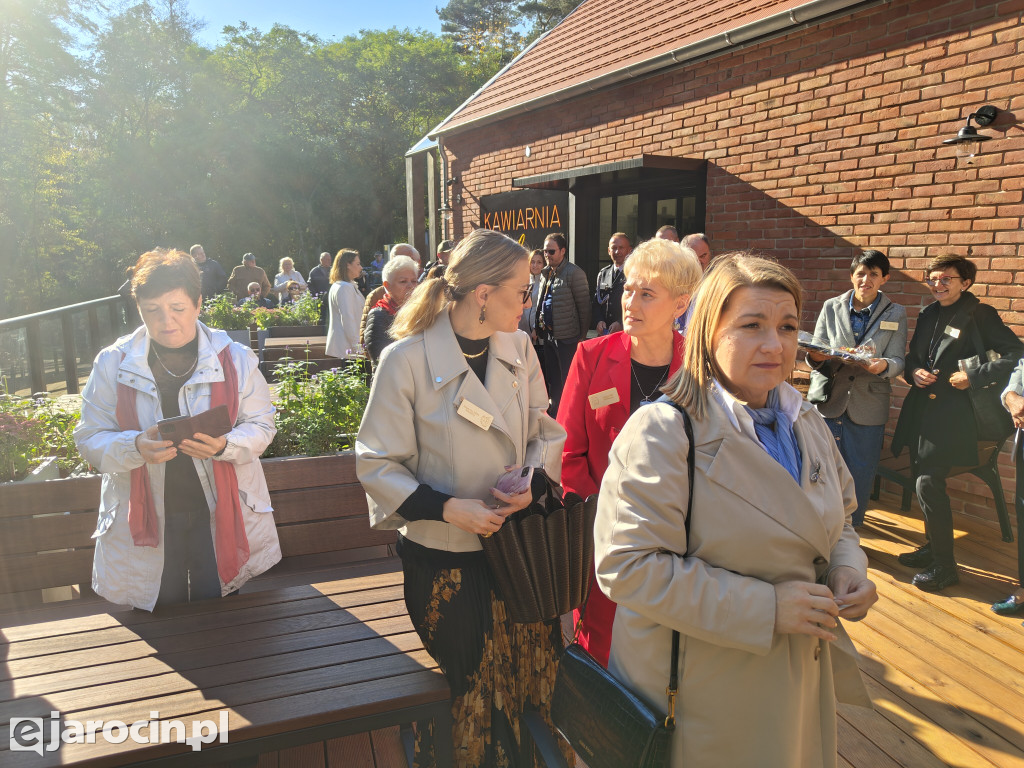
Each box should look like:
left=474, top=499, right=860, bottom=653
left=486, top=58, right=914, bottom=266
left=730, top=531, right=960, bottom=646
left=462, top=344, right=489, bottom=360
left=151, top=344, right=198, bottom=379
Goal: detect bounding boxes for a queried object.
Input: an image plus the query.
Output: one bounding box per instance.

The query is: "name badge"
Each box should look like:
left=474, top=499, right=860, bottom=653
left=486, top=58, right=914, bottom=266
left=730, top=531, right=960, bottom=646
left=589, top=388, right=620, bottom=410
left=880, top=320, right=899, bottom=331
left=457, top=398, right=493, bottom=431
left=945, top=326, right=961, bottom=339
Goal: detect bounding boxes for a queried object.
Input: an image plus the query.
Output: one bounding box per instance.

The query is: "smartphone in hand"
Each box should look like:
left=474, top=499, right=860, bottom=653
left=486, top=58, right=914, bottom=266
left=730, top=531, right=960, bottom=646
left=494, top=465, right=534, bottom=496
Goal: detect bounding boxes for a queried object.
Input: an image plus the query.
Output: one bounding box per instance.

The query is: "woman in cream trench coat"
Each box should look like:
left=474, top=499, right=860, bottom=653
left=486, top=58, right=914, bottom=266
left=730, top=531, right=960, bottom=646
left=356, top=229, right=569, bottom=767
left=594, top=254, right=875, bottom=768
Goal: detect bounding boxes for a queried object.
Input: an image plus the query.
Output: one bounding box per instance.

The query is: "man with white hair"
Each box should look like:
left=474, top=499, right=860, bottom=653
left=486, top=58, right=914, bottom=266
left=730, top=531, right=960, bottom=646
left=360, top=243, right=421, bottom=348
left=307, top=251, right=333, bottom=296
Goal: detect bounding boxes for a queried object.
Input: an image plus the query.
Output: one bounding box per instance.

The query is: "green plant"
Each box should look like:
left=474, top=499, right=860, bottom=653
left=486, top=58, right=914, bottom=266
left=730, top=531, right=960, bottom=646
left=200, top=293, right=257, bottom=330
left=0, top=391, right=82, bottom=481
left=0, top=405, right=45, bottom=482
left=253, top=293, right=322, bottom=329
left=265, top=355, right=369, bottom=458
left=201, top=292, right=322, bottom=331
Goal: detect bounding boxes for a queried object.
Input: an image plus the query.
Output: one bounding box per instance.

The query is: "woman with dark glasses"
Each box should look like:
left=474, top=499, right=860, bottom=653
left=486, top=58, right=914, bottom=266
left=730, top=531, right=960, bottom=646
left=892, top=254, right=1023, bottom=592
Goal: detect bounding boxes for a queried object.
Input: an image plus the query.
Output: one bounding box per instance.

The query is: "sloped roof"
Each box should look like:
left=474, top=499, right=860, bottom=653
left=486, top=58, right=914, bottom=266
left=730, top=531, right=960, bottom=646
left=431, top=0, right=874, bottom=137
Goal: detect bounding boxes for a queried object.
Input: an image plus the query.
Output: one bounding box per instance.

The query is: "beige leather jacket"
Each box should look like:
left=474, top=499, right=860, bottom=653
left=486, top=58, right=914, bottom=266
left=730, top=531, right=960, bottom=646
left=356, top=309, right=566, bottom=552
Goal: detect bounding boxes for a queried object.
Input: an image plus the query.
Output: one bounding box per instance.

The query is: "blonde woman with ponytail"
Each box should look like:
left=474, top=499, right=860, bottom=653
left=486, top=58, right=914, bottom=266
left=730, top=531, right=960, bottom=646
left=356, top=228, right=570, bottom=767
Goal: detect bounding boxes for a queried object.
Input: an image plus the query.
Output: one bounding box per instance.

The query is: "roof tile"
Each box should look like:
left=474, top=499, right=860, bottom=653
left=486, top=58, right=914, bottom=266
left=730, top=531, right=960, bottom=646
left=438, top=0, right=831, bottom=133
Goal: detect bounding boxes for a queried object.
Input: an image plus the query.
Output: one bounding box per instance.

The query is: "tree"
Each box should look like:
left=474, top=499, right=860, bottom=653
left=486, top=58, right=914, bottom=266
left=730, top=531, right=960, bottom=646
left=0, top=0, right=96, bottom=315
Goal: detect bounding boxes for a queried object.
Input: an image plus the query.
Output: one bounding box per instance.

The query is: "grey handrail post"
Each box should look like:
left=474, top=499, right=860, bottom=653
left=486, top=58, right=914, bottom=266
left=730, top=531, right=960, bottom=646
left=26, top=319, right=45, bottom=394
left=61, top=313, right=78, bottom=394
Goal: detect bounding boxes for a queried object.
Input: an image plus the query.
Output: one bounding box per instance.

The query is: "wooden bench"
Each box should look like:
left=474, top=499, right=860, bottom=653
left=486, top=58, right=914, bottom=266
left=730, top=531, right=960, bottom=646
left=0, top=454, right=435, bottom=768
left=871, top=439, right=1015, bottom=543
left=0, top=453, right=394, bottom=615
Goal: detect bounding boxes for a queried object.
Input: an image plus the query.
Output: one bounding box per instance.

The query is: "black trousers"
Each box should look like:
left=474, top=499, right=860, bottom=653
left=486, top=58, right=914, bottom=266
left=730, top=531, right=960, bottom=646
left=543, top=338, right=578, bottom=416
left=914, top=460, right=956, bottom=567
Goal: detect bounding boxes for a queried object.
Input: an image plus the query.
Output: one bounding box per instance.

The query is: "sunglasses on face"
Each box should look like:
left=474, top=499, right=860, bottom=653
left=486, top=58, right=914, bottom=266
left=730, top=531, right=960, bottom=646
left=544, top=248, right=558, bottom=255
left=497, top=284, right=532, bottom=304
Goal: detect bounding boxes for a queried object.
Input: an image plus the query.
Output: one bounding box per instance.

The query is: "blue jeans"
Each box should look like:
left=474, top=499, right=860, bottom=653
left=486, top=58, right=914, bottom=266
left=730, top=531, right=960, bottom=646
left=825, top=414, right=885, bottom=527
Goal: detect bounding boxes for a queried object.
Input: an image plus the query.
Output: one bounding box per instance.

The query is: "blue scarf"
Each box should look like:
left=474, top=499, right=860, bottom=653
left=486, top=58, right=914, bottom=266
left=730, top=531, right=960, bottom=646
left=744, top=388, right=802, bottom=483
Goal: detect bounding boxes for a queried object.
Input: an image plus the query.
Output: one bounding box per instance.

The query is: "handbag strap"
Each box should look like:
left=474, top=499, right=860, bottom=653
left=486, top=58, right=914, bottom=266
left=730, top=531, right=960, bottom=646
left=662, top=397, right=695, bottom=729
left=573, top=398, right=695, bottom=729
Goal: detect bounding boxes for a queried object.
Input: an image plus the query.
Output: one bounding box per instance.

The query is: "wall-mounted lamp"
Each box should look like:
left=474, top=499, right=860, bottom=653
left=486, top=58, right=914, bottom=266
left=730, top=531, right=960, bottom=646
left=445, top=176, right=463, bottom=204
left=943, top=105, right=999, bottom=160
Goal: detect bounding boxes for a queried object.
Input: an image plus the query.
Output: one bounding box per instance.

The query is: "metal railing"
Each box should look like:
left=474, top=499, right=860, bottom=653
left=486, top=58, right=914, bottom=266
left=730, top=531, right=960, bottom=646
left=0, top=296, right=128, bottom=396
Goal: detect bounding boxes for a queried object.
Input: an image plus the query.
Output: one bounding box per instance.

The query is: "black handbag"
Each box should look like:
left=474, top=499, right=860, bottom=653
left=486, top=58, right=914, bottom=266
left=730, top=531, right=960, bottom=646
left=966, top=316, right=1015, bottom=443
left=550, top=399, right=694, bottom=768
left=479, top=485, right=598, bottom=624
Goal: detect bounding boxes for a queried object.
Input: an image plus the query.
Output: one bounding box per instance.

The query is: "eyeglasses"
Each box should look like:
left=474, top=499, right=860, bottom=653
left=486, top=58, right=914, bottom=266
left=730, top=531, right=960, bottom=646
left=925, top=276, right=961, bottom=287
left=544, top=248, right=558, bottom=255
left=497, top=284, right=532, bottom=304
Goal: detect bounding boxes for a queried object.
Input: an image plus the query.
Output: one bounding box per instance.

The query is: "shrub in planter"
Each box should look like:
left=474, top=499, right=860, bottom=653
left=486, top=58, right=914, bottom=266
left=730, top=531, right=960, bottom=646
left=201, top=293, right=322, bottom=332
left=200, top=293, right=256, bottom=331
left=0, top=393, right=82, bottom=481
left=266, top=359, right=369, bottom=458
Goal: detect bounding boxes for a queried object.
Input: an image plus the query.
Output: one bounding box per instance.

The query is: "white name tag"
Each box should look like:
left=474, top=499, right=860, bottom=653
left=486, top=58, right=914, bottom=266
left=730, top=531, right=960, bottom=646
left=945, top=325, right=961, bottom=339
left=880, top=320, right=899, bottom=331
left=456, top=398, right=493, bottom=431
left=589, top=387, right=620, bottom=409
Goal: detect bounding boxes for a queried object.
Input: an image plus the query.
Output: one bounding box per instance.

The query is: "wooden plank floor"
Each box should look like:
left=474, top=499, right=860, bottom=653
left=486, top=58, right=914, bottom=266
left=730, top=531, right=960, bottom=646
left=840, top=497, right=1024, bottom=768
left=255, top=496, right=1024, bottom=768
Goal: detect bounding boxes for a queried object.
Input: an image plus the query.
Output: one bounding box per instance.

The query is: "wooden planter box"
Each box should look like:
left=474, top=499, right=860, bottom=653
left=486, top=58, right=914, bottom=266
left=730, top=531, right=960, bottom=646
left=0, top=452, right=390, bottom=613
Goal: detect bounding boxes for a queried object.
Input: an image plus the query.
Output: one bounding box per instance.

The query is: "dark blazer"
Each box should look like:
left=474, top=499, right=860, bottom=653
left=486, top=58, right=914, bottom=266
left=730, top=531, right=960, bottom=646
left=892, top=292, right=1023, bottom=466
left=591, top=263, right=626, bottom=329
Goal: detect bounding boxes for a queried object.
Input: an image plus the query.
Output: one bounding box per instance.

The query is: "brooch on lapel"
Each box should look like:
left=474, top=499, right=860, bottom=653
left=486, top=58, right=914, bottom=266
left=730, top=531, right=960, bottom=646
left=810, top=459, right=823, bottom=484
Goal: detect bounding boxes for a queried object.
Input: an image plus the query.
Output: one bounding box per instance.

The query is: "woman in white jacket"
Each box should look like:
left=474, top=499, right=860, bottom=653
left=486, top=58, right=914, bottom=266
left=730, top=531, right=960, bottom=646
left=74, top=249, right=281, bottom=611
left=325, top=249, right=365, bottom=358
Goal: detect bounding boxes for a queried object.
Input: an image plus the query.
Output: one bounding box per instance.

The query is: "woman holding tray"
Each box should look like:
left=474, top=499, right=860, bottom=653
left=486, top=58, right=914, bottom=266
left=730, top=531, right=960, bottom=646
left=74, top=249, right=280, bottom=611
left=806, top=250, right=907, bottom=527
left=356, top=229, right=571, bottom=767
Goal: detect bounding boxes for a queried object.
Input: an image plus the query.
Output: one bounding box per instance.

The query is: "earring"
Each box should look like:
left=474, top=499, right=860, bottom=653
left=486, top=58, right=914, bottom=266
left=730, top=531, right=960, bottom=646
left=479, top=304, right=487, bottom=324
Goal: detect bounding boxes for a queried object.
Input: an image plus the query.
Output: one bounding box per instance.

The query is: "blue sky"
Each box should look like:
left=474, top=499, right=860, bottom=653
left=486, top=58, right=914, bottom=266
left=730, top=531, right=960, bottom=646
left=189, top=0, right=443, bottom=45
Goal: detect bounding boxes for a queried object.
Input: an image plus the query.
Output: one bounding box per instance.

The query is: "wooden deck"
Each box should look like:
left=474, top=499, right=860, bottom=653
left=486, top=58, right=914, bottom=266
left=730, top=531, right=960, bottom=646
left=839, top=499, right=1024, bottom=768
left=251, top=496, right=1024, bottom=768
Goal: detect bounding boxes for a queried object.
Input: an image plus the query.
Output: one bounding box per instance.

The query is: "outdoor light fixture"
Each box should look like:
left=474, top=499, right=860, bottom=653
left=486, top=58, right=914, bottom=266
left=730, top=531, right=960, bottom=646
left=943, top=105, right=999, bottom=160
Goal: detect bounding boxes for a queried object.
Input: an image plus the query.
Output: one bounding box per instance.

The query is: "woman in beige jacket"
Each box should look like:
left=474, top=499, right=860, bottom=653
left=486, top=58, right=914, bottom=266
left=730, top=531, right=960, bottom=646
left=595, top=254, right=877, bottom=768
left=356, top=229, right=569, bottom=767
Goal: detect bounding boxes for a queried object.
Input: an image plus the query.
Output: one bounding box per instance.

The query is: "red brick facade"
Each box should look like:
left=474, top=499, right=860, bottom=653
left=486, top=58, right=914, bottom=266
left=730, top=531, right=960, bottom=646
left=441, top=0, right=1024, bottom=520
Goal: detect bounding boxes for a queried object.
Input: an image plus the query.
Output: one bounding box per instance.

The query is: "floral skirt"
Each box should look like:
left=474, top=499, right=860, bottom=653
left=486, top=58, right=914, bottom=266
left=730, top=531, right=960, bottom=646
left=398, top=536, right=574, bottom=768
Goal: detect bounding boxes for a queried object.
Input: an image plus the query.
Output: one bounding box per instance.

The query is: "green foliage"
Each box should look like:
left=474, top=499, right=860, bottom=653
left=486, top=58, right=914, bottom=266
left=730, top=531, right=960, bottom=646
left=1, top=0, right=514, bottom=320
left=0, top=392, right=82, bottom=480
left=265, top=358, right=370, bottom=458
left=199, top=293, right=256, bottom=330
left=200, top=292, right=323, bottom=330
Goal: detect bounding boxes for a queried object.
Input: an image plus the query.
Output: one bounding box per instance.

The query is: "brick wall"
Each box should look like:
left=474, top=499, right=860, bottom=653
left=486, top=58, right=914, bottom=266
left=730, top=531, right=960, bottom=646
left=442, top=0, right=1024, bottom=523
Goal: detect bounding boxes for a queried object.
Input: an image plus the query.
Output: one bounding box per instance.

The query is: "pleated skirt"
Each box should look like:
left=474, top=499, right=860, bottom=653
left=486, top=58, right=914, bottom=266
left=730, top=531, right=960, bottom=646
left=398, top=535, right=575, bottom=768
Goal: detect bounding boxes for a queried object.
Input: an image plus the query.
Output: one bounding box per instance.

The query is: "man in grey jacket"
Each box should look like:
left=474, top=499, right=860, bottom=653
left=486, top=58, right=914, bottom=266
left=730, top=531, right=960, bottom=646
left=807, top=250, right=907, bottom=526
left=536, top=232, right=590, bottom=414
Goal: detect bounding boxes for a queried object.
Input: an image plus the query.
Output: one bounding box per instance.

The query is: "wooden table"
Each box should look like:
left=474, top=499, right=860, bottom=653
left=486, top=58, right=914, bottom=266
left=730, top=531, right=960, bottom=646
left=0, top=561, right=451, bottom=766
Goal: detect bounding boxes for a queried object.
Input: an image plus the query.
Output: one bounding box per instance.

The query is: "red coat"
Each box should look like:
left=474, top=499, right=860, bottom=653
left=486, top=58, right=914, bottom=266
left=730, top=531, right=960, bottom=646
left=556, top=330, right=685, bottom=666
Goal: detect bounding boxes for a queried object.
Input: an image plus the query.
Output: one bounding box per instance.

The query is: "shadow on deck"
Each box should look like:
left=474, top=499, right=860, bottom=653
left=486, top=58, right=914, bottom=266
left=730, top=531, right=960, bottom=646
left=261, top=496, right=1024, bottom=768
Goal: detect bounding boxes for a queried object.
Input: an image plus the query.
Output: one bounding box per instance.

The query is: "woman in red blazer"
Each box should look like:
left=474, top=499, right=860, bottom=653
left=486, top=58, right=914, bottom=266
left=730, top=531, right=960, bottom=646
left=557, top=237, right=702, bottom=666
